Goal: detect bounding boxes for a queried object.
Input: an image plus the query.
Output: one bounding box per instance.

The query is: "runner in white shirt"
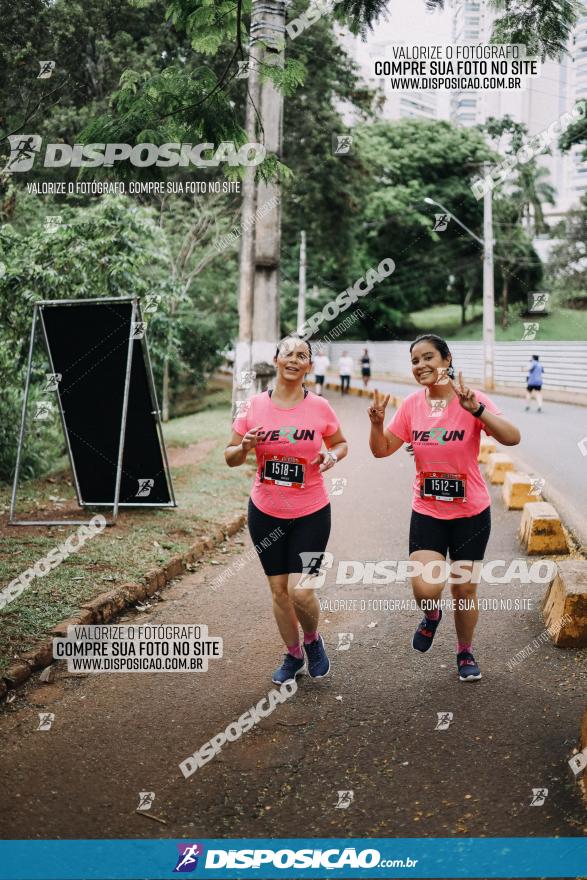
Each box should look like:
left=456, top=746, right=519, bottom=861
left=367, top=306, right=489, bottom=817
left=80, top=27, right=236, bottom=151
left=313, top=352, right=330, bottom=396
left=338, top=352, right=353, bottom=395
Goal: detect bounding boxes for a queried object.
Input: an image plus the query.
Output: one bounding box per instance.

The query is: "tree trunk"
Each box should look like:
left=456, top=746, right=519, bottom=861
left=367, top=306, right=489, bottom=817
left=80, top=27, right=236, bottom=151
left=161, top=299, right=178, bottom=422
left=501, top=275, right=509, bottom=328
left=462, top=287, right=473, bottom=325
left=162, top=357, right=170, bottom=423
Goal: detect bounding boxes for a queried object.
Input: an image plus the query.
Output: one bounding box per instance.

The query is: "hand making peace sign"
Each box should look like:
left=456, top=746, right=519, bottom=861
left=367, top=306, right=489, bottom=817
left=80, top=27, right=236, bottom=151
left=449, top=371, right=480, bottom=414
left=367, top=388, right=391, bottom=426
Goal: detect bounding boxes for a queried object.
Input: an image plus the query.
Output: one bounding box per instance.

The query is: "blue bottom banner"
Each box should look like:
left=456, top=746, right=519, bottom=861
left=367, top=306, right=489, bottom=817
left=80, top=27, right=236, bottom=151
left=1, top=838, right=586, bottom=879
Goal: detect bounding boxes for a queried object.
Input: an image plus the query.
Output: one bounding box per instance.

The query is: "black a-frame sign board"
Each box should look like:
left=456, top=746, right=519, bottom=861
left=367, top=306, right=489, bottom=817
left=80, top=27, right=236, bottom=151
left=9, top=297, right=176, bottom=526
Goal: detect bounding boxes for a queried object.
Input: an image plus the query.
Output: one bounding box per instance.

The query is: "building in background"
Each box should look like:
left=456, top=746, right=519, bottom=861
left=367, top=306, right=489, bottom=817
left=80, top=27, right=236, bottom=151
left=450, top=0, right=493, bottom=126
left=569, top=0, right=587, bottom=202
left=341, top=0, right=585, bottom=216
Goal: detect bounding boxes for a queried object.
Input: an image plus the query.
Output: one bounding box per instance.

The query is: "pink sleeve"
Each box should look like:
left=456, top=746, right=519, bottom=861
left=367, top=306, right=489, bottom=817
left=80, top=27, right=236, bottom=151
left=386, top=400, right=411, bottom=443
left=232, top=399, right=252, bottom=436
left=323, top=400, right=340, bottom=437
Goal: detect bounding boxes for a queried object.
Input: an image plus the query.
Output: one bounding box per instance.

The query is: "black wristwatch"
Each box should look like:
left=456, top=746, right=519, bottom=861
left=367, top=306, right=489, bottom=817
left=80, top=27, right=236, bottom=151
left=472, top=402, right=486, bottom=418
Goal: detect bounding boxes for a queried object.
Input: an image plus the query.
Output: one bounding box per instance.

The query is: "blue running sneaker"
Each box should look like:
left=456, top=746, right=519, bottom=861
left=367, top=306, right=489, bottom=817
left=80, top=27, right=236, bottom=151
left=304, top=635, right=331, bottom=679
left=412, top=608, right=443, bottom=653
left=457, top=650, right=482, bottom=681
left=272, top=653, right=306, bottom=685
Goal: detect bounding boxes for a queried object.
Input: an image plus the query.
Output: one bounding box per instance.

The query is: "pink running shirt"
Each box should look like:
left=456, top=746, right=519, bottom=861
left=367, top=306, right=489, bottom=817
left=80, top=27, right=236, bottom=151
left=386, top=389, right=501, bottom=519
left=232, top=390, right=339, bottom=518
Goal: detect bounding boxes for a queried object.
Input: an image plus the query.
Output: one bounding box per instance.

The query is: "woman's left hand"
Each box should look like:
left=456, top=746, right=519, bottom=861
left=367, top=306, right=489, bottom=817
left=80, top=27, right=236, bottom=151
left=311, top=451, right=336, bottom=473
left=449, top=371, right=480, bottom=413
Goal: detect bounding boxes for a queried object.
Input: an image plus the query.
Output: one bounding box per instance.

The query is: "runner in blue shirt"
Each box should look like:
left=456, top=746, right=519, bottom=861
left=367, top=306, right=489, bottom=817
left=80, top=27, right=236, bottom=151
left=525, top=355, right=544, bottom=413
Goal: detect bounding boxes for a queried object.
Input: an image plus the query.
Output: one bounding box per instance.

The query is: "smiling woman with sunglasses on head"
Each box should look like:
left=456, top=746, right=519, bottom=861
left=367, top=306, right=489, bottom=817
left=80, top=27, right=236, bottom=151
left=225, top=336, right=348, bottom=685
left=368, top=334, right=520, bottom=682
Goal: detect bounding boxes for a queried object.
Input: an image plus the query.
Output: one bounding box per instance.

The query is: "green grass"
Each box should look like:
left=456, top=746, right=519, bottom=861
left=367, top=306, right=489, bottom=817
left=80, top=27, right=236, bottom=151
left=0, top=394, right=251, bottom=674
left=410, top=303, right=587, bottom=341
left=410, top=302, right=484, bottom=334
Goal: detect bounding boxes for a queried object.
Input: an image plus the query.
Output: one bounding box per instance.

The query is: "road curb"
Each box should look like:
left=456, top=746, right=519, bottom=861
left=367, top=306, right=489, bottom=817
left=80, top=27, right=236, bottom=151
left=0, top=513, right=246, bottom=704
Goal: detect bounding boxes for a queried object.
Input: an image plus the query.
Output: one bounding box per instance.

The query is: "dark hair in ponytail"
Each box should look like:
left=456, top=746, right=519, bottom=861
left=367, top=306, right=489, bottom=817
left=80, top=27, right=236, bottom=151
left=410, top=333, right=454, bottom=378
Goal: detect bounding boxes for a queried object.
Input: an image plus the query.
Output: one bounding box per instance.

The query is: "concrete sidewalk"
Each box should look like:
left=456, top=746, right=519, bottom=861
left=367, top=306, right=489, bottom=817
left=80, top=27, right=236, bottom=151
left=0, top=392, right=585, bottom=840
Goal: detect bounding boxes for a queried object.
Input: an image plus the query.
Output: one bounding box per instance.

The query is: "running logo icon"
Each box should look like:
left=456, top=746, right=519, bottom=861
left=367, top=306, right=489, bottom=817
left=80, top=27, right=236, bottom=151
left=44, top=215, right=63, bottom=234
left=335, top=790, right=354, bottom=809
left=529, top=477, right=545, bottom=496
left=330, top=477, right=347, bottom=496
left=427, top=399, right=447, bottom=417
left=333, top=134, right=353, bottom=155
left=143, top=294, right=162, bottom=313
left=37, top=712, right=55, bottom=731
left=237, top=370, right=256, bottom=390
left=529, top=292, right=550, bottom=312
left=38, top=60, right=56, bottom=79
left=137, top=791, right=155, bottom=811
left=173, top=843, right=204, bottom=873
left=233, top=399, right=251, bottom=420
left=529, top=788, right=548, bottom=806
left=296, top=551, right=333, bottom=589
left=136, top=478, right=155, bottom=497
left=522, top=322, right=539, bottom=341
left=34, top=401, right=53, bottom=421
left=433, top=213, right=450, bottom=232
left=435, top=712, right=453, bottom=731
left=44, top=373, right=62, bottom=392
left=3, top=134, right=42, bottom=172
left=337, top=632, right=354, bottom=651
left=569, top=747, right=587, bottom=776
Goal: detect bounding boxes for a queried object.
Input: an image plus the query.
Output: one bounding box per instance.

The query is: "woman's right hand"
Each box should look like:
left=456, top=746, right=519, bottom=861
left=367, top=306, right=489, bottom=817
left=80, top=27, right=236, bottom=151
left=368, top=389, right=390, bottom=427
left=241, top=425, right=263, bottom=454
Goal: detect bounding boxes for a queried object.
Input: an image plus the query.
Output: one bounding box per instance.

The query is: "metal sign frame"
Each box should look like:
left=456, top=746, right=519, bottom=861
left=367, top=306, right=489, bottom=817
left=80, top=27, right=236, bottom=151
left=9, top=296, right=176, bottom=527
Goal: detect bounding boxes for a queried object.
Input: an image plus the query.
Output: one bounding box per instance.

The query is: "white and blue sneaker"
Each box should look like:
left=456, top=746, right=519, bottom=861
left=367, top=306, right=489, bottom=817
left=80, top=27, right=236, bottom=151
left=457, top=650, right=482, bottom=682
left=272, top=653, right=306, bottom=685
left=304, top=635, right=331, bottom=679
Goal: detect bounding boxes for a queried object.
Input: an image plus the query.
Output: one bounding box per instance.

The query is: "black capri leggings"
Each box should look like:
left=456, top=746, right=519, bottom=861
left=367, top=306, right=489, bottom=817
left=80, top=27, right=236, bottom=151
left=409, top=506, right=491, bottom=561
left=248, top=499, right=331, bottom=577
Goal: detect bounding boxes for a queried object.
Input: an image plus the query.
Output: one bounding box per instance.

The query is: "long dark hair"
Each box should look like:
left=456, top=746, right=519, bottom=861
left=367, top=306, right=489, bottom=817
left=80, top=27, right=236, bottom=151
left=410, top=333, right=454, bottom=378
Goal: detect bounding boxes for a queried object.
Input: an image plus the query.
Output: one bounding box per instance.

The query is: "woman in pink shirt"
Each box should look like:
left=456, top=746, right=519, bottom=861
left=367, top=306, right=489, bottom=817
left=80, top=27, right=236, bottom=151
left=368, top=334, right=520, bottom=682
left=226, top=337, right=348, bottom=685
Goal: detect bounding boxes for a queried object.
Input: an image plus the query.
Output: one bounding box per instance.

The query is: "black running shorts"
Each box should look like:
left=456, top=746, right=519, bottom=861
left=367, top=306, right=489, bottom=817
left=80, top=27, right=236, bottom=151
left=409, top=506, right=491, bottom=560
left=247, top=499, right=331, bottom=577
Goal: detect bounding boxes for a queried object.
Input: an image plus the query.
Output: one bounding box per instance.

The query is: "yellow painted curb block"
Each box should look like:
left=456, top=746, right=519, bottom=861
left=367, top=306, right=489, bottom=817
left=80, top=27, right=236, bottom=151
left=543, top=560, right=587, bottom=647
left=487, top=452, right=514, bottom=485
left=478, top=438, right=497, bottom=463
left=502, top=471, right=541, bottom=510
left=520, top=501, right=569, bottom=555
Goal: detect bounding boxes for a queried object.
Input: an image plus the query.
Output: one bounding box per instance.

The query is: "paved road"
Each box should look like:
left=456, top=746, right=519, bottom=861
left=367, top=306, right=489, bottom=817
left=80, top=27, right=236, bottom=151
left=0, top=393, right=585, bottom=843
left=333, top=375, right=587, bottom=552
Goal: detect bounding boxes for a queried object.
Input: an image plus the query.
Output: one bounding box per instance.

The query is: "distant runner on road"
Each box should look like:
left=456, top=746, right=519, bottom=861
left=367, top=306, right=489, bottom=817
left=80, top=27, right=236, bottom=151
left=525, top=354, right=544, bottom=413
left=226, top=337, right=348, bottom=685
left=360, top=348, right=371, bottom=389
left=313, top=349, right=330, bottom=397
left=368, top=333, right=521, bottom=682
left=338, top=351, right=353, bottom=395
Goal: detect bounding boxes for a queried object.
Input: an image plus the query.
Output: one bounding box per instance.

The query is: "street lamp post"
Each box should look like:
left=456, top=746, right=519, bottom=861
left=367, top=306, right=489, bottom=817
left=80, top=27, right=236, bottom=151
left=424, top=192, right=495, bottom=391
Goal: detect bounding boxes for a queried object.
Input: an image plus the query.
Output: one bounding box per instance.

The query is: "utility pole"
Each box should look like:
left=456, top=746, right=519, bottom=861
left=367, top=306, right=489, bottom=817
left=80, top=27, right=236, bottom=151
left=297, top=230, right=306, bottom=330
left=234, top=0, right=285, bottom=408
left=482, top=163, right=495, bottom=391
